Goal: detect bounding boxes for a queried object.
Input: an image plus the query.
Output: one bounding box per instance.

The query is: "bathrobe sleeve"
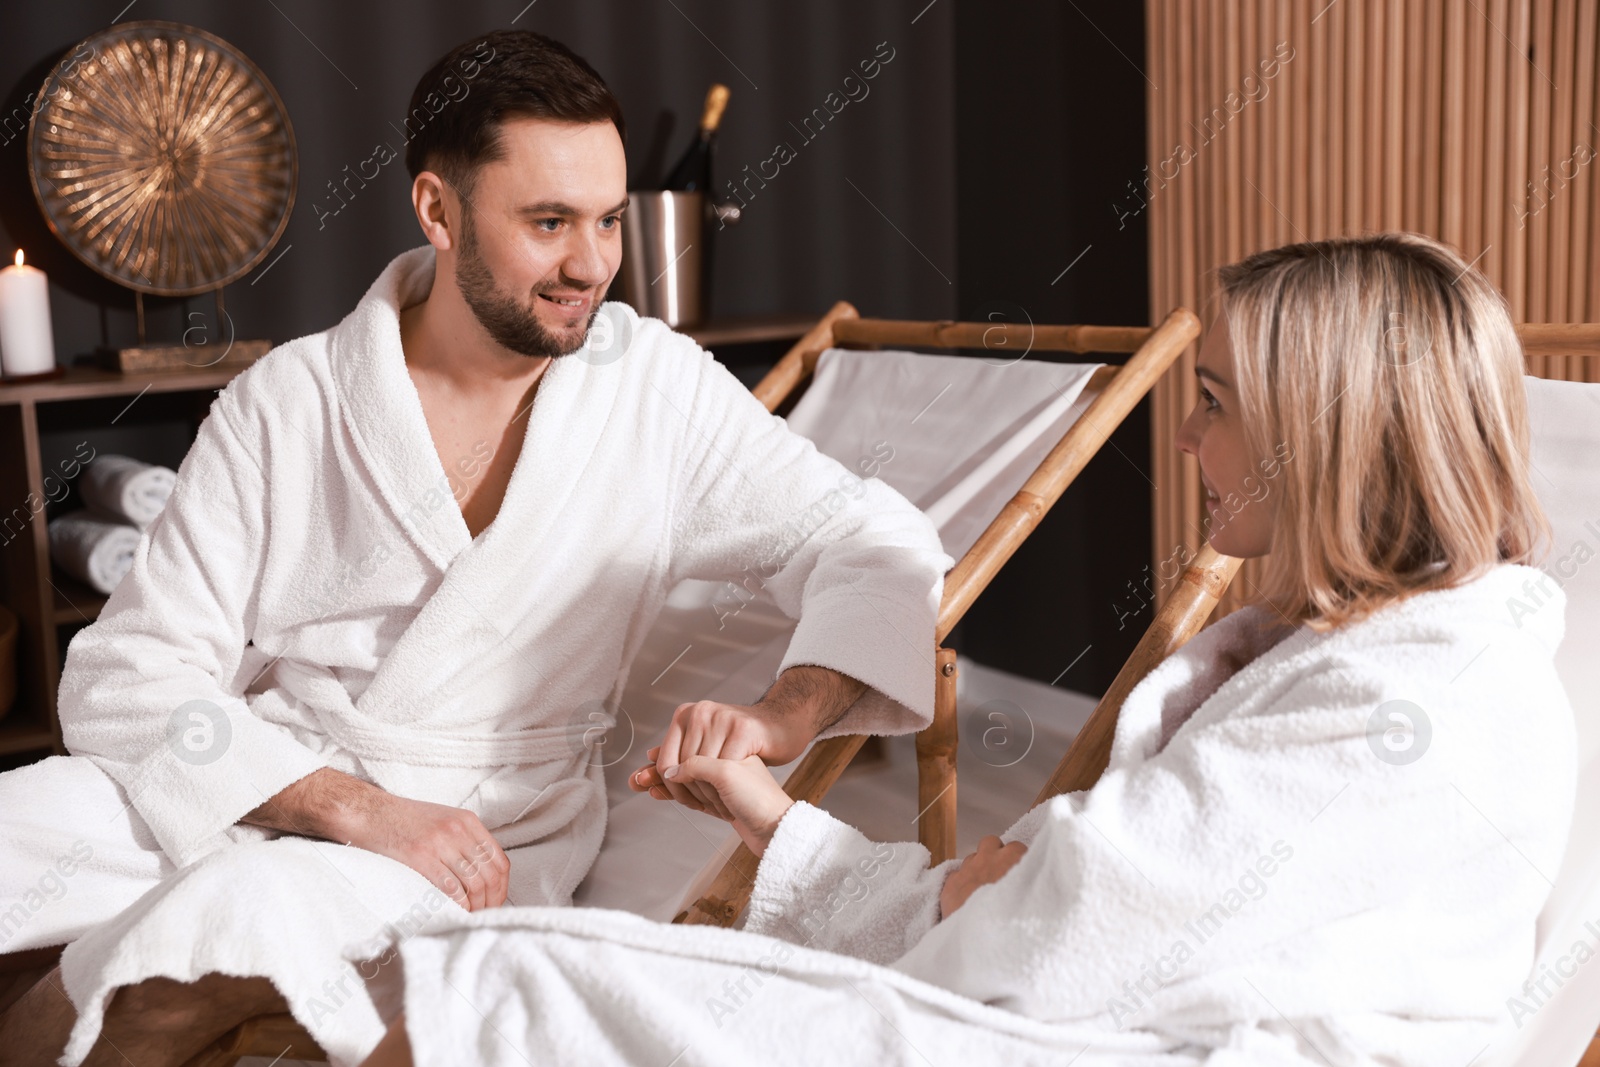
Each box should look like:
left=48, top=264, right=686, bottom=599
left=665, top=346, right=954, bottom=733
left=741, top=800, right=954, bottom=963
left=57, top=394, right=330, bottom=866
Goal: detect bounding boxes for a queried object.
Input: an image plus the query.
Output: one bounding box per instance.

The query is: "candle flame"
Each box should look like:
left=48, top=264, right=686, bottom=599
left=12, top=250, right=21, bottom=268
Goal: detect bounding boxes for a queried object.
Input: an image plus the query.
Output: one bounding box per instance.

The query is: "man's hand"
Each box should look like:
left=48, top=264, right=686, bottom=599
left=241, top=768, right=511, bottom=911
left=654, top=750, right=795, bottom=857
left=345, top=795, right=511, bottom=911
left=939, top=835, right=1028, bottom=920
left=629, top=665, right=866, bottom=809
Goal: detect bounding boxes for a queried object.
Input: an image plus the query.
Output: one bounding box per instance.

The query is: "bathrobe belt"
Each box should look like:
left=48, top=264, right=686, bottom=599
left=269, top=658, right=611, bottom=769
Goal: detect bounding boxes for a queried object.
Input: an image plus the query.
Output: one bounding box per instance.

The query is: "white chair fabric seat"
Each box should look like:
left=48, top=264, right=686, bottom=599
left=574, top=349, right=1104, bottom=919
left=1482, top=375, right=1600, bottom=1065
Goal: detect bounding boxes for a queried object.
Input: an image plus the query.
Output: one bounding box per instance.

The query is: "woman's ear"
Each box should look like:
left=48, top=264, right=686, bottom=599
left=411, top=172, right=456, bottom=251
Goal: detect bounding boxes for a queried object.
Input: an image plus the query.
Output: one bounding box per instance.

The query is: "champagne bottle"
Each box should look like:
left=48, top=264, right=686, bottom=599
left=662, top=83, right=730, bottom=191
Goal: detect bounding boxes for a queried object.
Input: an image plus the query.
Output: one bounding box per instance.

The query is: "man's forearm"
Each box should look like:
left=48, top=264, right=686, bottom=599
left=239, top=767, right=388, bottom=842
left=757, top=664, right=868, bottom=737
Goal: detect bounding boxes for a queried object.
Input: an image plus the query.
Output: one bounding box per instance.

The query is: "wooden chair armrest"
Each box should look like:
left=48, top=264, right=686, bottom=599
left=1035, top=544, right=1240, bottom=803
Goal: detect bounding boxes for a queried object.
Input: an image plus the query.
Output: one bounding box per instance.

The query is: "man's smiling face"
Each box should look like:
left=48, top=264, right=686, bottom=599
left=447, top=115, right=628, bottom=358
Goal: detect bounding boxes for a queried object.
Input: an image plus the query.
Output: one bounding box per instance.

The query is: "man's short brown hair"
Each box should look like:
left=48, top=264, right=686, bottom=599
left=403, top=30, right=625, bottom=196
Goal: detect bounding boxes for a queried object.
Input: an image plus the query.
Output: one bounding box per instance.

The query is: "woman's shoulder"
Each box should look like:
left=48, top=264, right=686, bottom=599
left=1325, top=562, right=1567, bottom=678
left=1289, top=563, right=1573, bottom=745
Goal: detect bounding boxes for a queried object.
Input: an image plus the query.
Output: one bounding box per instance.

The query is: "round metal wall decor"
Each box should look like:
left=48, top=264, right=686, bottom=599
left=26, top=20, right=297, bottom=297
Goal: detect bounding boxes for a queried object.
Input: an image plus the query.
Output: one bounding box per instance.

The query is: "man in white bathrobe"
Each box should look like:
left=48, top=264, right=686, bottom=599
left=0, top=30, right=950, bottom=1065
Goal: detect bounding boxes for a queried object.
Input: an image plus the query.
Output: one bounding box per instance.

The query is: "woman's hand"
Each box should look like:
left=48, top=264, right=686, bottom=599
left=939, top=835, right=1028, bottom=919
left=643, top=748, right=795, bottom=857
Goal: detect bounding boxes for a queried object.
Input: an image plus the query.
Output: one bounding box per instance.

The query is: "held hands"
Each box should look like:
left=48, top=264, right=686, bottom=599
left=629, top=698, right=809, bottom=811
left=628, top=665, right=868, bottom=811
left=939, top=835, right=1029, bottom=920
left=644, top=748, right=795, bottom=857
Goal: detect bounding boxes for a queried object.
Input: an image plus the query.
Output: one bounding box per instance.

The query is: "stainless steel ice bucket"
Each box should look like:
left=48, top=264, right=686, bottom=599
left=618, top=190, right=705, bottom=327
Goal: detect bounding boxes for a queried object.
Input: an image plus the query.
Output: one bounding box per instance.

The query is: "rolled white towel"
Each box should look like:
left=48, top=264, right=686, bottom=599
left=79, top=454, right=177, bottom=528
left=48, top=511, right=141, bottom=595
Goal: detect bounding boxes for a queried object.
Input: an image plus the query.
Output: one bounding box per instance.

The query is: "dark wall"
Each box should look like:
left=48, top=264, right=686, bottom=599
left=0, top=0, right=957, bottom=358
left=0, top=0, right=1150, bottom=695
left=949, top=0, right=1151, bottom=694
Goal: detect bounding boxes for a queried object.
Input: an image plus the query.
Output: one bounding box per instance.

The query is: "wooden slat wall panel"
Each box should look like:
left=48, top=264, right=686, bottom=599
left=1145, top=0, right=1600, bottom=615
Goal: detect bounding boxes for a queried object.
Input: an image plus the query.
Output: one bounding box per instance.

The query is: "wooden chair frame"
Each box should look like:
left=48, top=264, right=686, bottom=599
left=675, top=300, right=1202, bottom=924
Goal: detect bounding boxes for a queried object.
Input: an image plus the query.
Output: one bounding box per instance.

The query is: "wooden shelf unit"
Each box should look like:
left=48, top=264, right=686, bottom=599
left=682, top=313, right=816, bottom=348
left=0, top=363, right=249, bottom=761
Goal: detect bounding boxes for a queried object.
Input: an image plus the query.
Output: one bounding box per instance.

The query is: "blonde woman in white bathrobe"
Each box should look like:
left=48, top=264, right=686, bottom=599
left=356, top=232, right=1576, bottom=1067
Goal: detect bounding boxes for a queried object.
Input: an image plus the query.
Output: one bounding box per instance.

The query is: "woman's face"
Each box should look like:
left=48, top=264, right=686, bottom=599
left=1175, top=314, right=1280, bottom=559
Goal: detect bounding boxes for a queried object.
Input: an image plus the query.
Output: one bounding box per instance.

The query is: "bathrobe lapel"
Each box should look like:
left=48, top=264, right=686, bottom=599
left=360, top=350, right=622, bottom=726
left=329, top=248, right=629, bottom=727
left=330, top=249, right=472, bottom=572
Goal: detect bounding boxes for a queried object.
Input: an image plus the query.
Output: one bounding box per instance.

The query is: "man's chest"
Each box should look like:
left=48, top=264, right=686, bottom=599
left=429, top=418, right=524, bottom=538
left=413, top=386, right=535, bottom=539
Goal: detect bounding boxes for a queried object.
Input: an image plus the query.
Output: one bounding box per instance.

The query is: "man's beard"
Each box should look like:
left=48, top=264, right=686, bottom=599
left=454, top=212, right=604, bottom=358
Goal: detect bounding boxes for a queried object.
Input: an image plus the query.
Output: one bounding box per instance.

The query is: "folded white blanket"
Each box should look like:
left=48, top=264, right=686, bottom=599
left=79, top=454, right=176, bottom=528
left=383, top=907, right=1217, bottom=1067
left=47, top=511, right=140, bottom=594
left=59, top=836, right=466, bottom=1067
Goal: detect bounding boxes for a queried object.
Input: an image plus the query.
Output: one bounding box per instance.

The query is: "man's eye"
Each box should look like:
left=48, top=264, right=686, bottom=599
left=600, top=215, right=621, bottom=230
left=536, top=218, right=561, bottom=232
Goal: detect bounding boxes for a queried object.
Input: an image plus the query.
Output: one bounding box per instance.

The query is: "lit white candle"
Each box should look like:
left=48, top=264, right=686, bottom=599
left=0, top=250, right=57, bottom=378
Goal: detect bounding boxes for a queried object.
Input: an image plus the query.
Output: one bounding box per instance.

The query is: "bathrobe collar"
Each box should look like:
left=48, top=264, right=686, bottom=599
left=328, top=246, right=623, bottom=572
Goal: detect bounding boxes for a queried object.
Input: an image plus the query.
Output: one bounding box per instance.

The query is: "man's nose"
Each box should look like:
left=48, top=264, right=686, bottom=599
left=563, top=232, right=610, bottom=288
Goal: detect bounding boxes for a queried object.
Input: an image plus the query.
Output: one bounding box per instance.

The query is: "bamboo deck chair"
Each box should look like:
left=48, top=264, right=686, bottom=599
left=663, top=302, right=1201, bottom=924
left=1482, top=325, right=1600, bottom=1067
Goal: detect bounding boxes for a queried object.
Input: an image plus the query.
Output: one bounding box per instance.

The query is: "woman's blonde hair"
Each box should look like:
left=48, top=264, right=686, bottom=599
left=1217, top=232, right=1549, bottom=630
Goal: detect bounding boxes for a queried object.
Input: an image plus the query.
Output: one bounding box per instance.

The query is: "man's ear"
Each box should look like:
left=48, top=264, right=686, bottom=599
left=412, top=171, right=457, bottom=252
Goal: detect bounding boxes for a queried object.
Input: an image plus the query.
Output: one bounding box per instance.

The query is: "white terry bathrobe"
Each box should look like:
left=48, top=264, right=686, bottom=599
left=381, top=563, right=1575, bottom=1067
left=0, top=246, right=952, bottom=1064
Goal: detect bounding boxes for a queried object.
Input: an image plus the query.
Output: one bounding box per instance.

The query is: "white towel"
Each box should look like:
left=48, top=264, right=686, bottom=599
left=78, top=454, right=176, bottom=528
left=58, top=836, right=466, bottom=1067
left=47, top=511, right=140, bottom=594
